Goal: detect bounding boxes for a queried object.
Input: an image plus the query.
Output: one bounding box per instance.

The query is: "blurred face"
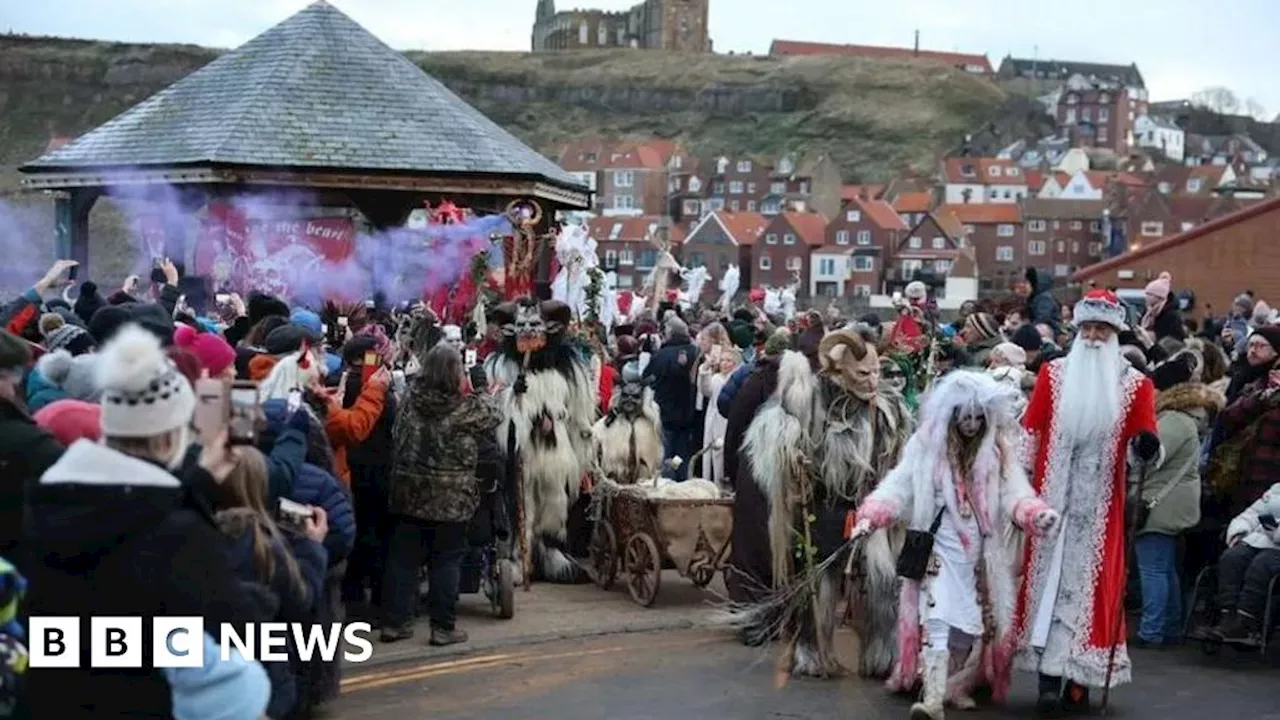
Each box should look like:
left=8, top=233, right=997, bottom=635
left=880, top=359, right=906, bottom=393
left=718, top=355, right=736, bottom=374
left=1004, top=312, right=1023, bottom=332
left=955, top=405, right=985, bottom=438
left=1078, top=321, right=1115, bottom=346
left=959, top=301, right=976, bottom=319
left=1246, top=335, right=1277, bottom=367
left=1145, top=291, right=1163, bottom=309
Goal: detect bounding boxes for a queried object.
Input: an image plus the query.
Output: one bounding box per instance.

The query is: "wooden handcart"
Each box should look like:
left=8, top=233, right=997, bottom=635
left=586, top=478, right=733, bottom=607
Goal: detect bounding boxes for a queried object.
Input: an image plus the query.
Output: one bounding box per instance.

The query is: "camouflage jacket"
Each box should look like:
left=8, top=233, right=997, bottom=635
left=389, top=384, right=502, bottom=524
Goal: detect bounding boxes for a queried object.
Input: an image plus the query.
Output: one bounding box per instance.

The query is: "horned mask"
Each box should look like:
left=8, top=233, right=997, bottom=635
left=819, top=330, right=880, bottom=401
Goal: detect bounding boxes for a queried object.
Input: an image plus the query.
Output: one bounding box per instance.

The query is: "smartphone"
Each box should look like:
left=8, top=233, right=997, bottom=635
left=215, top=293, right=230, bottom=305
left=68, top=264, right=79, bottom=281
left=362, top=350, right=379, bottom=384
left=286, top=388, right=302, bottom=417
left=193, top=378, right=228, bottom=437
left=338, top=316, right=349, bottom=328
left=464, top=348, right=478, bottom=368
left=277, top=497, right=312, bottom=530
left=468, top=364, right=488, bottom=394
left=228, top=381, right=259, bottom=445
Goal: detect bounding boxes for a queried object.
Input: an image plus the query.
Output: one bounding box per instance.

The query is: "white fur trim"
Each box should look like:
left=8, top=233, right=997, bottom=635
left=41, top=439, right=180, bottom=489
left=1073, top=296, right=1127, bottom=330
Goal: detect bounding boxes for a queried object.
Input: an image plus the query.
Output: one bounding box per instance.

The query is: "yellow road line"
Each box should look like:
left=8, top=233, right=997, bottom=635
left=343, top=635, right=720, bottom=693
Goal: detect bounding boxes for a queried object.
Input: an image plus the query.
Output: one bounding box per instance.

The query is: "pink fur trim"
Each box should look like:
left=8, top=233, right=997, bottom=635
left=859, top=497, right=900, bottom=528
left=986, top=631, right=1017, bottom=704
left=886, top=582, right=921, bottom=693
left=1012, top=497, right=1050, bottom=533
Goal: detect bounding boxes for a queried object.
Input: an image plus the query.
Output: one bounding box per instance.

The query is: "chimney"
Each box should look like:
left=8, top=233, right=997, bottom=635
left=913, top=29, right=919, bottom=57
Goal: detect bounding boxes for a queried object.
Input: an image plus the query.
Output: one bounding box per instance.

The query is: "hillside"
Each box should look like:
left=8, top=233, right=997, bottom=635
left=0, top=34, right=1044, bottom=283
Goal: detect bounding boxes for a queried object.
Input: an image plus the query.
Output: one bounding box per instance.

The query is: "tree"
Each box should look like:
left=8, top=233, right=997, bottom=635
left=1190, top=86, right=1241, bottom=115
left=1243, top=97, right=1269, bottom=121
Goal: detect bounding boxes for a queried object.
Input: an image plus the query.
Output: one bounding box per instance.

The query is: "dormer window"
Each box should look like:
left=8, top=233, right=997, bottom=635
left=960, top=164, right=976, bottom=178
left=988, top=165, right=1002, bottom=177
left=1066, top=93, right=1078, bottom=105
left=736, top=160, right=753, bottom=173
left=777, top=157, right=794, bottom=175
left=1187, top=177, right=1204, bottom=192
left=1007, top=167, right=1020, bottom=177
left=715, top=157, right=729, bottom=174
left=1157, top=181, right=1172, bottom=194
left=1099, top=93, right=1110, bottom=104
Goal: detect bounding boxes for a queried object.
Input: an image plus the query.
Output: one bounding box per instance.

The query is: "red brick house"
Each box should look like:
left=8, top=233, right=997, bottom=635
left=755, top=212, right=829, bottom=293
left=1074, top=195, right=1280, bottom=319
left=586, top=215, right=687, bottom=290
left=558, top=138, right=693, bottom=216
left=940, top=203, right=1023, bottom=296
left=1056, top=80, right=1145, bottom=156
left=681, top=210, right=769, bottom=291
left=1015, top=198, right=1109, bottom=289
left=889, top=210, right=966, bottom=294
left=1112, top=186, right=1258, bottom=252
left=816, top=197, right=908, bottom=298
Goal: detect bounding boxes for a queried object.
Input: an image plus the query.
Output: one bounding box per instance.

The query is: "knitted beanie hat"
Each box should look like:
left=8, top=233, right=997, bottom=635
left=964, top=312, right=1001, bottom=342
left=174, top=324, right=236, bottom=377
left=34, top=399, right=102, bottom=446
left=1145, top=271, right=1172, bottom=300
left=763, top=328, right=791, bottom=356
left=35, top=350, right=101, bottom=403
left=38, top=313, right=65, bottom=339
left=96, top=324, right=195, bottom=438
left=45, top=323, right=94, bottom=356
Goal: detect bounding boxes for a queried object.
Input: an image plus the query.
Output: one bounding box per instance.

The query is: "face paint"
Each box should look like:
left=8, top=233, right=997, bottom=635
left=442, top=324, right=464, bottom=351
left=955, top=405, right=985, bottom=438
left=880, top=358, right=906, bottom=393
left=850, top=346, right=881, bottom=401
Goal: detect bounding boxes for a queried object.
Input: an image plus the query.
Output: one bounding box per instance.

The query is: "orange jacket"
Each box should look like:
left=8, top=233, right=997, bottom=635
left=248, top=354, right=278, bottom=381
left=323, top=377, right=388, bottom=487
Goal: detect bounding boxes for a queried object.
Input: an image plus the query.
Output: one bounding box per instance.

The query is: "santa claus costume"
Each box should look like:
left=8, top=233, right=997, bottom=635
left=853, top=371, right=1057, bottom=720
left=740, top=330, right=913, bottom=678
left=1010, top=289, right=1160, bottom=716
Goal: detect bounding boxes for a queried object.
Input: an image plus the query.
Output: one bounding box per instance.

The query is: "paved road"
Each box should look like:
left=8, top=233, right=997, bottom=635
left=331, top=628, right=1280, bottom=719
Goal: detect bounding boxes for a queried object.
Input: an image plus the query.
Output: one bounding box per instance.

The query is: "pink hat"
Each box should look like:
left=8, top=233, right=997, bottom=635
left=1145, top=271, right=1172, bottom=299
left=35, top=399, right=102, bottom=446
left=174, top=324, right=236, bottom=377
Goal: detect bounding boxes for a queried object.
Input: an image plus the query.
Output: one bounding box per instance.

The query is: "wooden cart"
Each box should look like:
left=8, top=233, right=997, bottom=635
left=586, top=479, right=733, bottom=607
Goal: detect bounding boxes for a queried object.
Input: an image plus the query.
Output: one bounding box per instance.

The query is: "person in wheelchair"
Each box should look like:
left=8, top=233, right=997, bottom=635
left=1212, top=482, right=1280, bottom=645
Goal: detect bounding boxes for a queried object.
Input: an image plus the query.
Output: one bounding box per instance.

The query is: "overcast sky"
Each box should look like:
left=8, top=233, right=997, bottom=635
left=6, top=0, right=1277, bottom=117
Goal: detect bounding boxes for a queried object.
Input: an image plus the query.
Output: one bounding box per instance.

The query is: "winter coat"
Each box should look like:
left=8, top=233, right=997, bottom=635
left=221, top=520, right=327, bottom=719
left=1148, top=298, right=1186, bottom=343
left=697, top=365, right=731, bottom=482
left=287, top=463, right=356, bottom=563
left=716, top=359, right=756, bottom=418
left=1139, top=384, right=1223, bottom=536
left=964, top=336, right=1002, bottom=369
left=389, top=384, right=502, bottom=523
left=722, top=355, right=780, bottom=603
left=1217, top=380, right=1280, bottom=517
left=255, top=399, right=312, bottom=504
left=1227, top=482, right=1280, bottom=550
left=642, top=335, right=698, bottom=430
left=345, top=379, right=397, bottom=471
left=322, top=376, right=388, bottom=487
left=23, top=440, right=258, bottom=717
left=1025, top=268, right=1060, bottom=336
left=0, top=397, right=63, bottom=559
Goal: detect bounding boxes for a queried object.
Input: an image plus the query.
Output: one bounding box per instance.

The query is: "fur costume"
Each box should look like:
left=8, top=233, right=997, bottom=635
left=856, top=371, right=1055, bottom=719
left=485, top=299, right=597, bottom=582
left=592, top=363, right=664, bottom=484
left=739, top=331, right=913, bottom=678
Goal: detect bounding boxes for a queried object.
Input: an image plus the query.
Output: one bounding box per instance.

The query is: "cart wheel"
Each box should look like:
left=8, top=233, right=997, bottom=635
left=494, top=559, right=516, bottom=619
left=589, top=521, right=618, bottom=590
left=625, top=532, right=661, bottom=607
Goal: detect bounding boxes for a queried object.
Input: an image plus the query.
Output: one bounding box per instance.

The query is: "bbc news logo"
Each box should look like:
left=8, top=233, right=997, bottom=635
left=28, top=617, right=374, bottom=668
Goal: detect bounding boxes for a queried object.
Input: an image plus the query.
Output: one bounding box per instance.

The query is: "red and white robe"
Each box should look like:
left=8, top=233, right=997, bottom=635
left=1010, top=358, right=1157, bottom=687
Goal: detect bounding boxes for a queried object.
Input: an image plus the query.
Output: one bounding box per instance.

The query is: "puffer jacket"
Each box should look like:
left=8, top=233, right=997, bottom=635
left=288, top=463, right=356, bottom=563
left=322, top=376, right=388, bottom=488
left=1139, top=383, right=1223, bottom=536
left=389, top=384, right=502, bottom=523
left=1227, top=482, right=1280, bottom=550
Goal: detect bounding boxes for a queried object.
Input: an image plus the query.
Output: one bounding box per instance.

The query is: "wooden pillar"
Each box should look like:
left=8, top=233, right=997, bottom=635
left=53, top=189, right=98, bottom=277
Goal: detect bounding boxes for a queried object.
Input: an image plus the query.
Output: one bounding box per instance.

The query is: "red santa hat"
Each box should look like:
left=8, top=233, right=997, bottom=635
left=1073, top=288, right=1127, bottom=330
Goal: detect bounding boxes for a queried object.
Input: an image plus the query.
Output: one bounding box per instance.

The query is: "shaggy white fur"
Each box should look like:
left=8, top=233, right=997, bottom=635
left=591, top=390, right=663, bottom=483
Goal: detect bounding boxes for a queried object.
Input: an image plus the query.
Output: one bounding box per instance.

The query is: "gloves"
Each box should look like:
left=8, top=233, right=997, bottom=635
left=1033, top=509, right=1059, bottom=536
left=1133, top=431, right=1160, bottom=463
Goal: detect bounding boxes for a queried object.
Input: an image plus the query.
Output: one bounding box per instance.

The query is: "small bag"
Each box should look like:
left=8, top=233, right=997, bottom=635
left=896, top=508, right=945, bottom=581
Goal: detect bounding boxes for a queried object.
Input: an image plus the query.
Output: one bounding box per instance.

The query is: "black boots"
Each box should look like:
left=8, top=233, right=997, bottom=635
left=1036, top=675, right=1091, bottom=718
left=1212, top=610, right=1262, bottom=646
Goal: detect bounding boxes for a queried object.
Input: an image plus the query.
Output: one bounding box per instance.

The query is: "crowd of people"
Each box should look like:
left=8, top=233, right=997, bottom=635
left=0, top=254, right=1276, bottom=719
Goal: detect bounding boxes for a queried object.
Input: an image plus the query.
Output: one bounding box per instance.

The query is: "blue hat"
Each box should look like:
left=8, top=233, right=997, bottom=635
left=290, top=309, right=324, bottom=337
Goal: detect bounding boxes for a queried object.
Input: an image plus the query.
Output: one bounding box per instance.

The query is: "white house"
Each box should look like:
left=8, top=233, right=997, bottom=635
left=1133, top=115, right=1185, bottom=163
left=1053, top=147, right=1091, bottom=174
left=942, top=158, right=1029, bottom=205
left=809, top=248, right=855, bottom=297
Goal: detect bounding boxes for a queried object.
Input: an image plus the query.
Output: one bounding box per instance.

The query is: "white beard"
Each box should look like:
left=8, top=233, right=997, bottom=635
left=1057, top=334, right=1124, bottom=442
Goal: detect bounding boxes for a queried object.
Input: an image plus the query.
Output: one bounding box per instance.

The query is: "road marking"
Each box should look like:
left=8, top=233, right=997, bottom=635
left=343, top=634, right=720, bottom=693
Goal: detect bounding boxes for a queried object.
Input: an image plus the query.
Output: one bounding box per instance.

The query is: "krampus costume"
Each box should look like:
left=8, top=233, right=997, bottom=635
left=853, top=371, right=1057, bottom=720
left=739, top=329, right=913, bottom=678
left=485, top=299, right=597, bottom=582
left=592, top=362, right=664, bottom=484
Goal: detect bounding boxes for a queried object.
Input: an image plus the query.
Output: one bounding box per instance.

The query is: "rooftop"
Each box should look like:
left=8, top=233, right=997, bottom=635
left=940, top=203, right=1021, bottom=224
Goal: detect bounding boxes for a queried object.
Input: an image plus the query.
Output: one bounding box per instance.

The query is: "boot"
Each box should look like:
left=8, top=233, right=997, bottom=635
left=1216, top=611, right=1262, bottom=647
left=910, top=648, right=948, bottom=720
left=1035, top=674, right=1061, bottom=719
left=1205, top=608, right=1234, bottom=639
left=1061, top=680, right=1090, bottom=714
left=428, top=627, right=469, bottom=647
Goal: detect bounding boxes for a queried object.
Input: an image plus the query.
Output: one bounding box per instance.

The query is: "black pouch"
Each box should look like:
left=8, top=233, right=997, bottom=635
left=895, top=508, right=945, bottom=581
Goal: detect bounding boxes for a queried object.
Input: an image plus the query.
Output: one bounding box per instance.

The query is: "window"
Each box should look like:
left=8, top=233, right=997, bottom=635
left=935, top=259, right=952, bottom=274
left=707, top=198, right=725, bottom=211
left=853, top=256, right=874, bottom=272
left=1157, top=182, right=1172, bottom=194
left=854, top=284, right=872, bottom=298
left=682, top=199, right=700, bottom=216
left=1090, top=221, right=1101, bottom=231
left=609, top=222, right=623, bottom=240
left=638, top=249, right=657, bottom=268
left=1082, top=107, right=1092, bottom=122
left=908, top=236, right=922, bottom=249
left=1029, top=240, right=1047, bottom=255
left=960, top=164, right=976, bottom=177
left=1099, top=93, right=1110, bottom=104
left=1052, top=220, right=1060, bottom=229
left=1056, top=241, right=1065, bottom=254
left=900, top=213, right=912, bottom=225
left=1187, top=178, right=1203, bottom=192
left=786, top=256, right=802, bottom=271
left=770, top=182, right=786, bottom=195
left=746, top=183, right=756, bottom=194
left=1065, top=108, right=1077, bottom=124
left=1054, top=264, right=1070, bottom=277
left=1099, top=108, right=1110, bottom=122
left=712, top=181, right=725, bottom=195
left=1029, top=220, right=1047, bottom=232
left=846, top=210, right=861, bottom=222
left=578, top=22, right=588, bottom=44
left=931, top=236, right=946, bottom=250
left=1088, top=242, right=1103, bottom=256
left=818, top=258, right=836, bottom=275
left=729, top=200, right=739, bottom=211
left=765, top=233, right=778, bottom=245
left=997, top=224, right=1015, bottom=237
left=737, top=160, right=752, bottom=173
left=1007, top=167, right=1021, bottom=177
left=1181, top=221, right=1195, bottom=231
left=688, top=176, right=701, bottom=192
left=798, top=181, right=809, bottom=194
left=1071, top=241, right=1080, bottom=254
left=963, top=224, right=976, bottom=235
left=996, top=246, right=1014, bottom=262
left=613, top=170, right=634, bottom=187
left=762, top=199, right=781, bottom=215
left=597, top=23, right=607, bottom=45
left=989, top=187, right=1000, bottom=199
left=616, top=274, right=634, bottom=289
left=619, top=248, right=634, bottom=265
left=783, top=233, right=797, bottom=245
left=604, top=249, right=618, bottom=266
left=1066, top=93, right=1078, bottom=105
left=1069, top=220, right=1082, bottom=230
left=1098, top=128, right=1108, bottom=143
left=835, top=230, right=850, bottom=245
left=747, top=201, right=757, bottom=212
left=1140, top=221, right=1163, bottom=237
left=758, top=254, right=771, bottom=270
left=988, top=165, right=1002, bottom=177
left=612, top=195, right=634, bottom=210
left=856, top=230, right=872, bottom=245
left=729, top=181, right=744, bottom=194
left=689, top=252, right=705, bottom=267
